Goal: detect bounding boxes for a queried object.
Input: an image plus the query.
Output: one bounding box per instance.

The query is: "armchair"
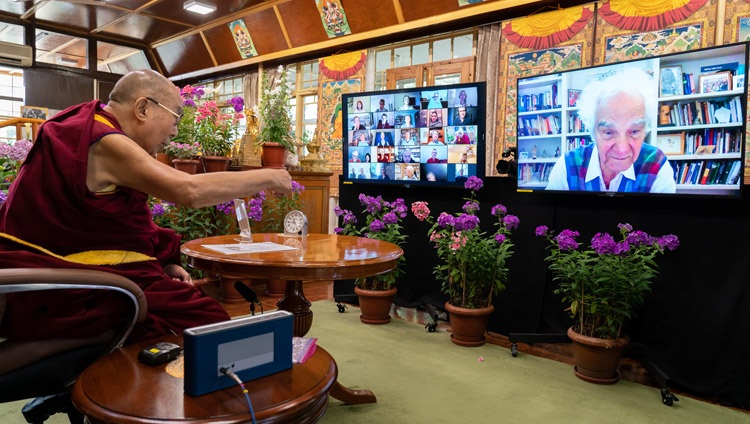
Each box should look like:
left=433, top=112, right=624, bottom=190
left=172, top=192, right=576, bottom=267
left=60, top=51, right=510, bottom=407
left=0, top=268, right=147, bottom=423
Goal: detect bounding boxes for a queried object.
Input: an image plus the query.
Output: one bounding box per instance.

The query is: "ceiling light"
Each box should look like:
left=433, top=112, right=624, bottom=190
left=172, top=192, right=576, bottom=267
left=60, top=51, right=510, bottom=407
left=183, top=1, right=216, bottom=14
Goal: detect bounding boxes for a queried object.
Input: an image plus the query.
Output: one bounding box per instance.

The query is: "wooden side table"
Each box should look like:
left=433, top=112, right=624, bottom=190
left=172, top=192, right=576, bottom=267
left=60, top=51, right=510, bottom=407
left=73, top=335, right=337, bottom=424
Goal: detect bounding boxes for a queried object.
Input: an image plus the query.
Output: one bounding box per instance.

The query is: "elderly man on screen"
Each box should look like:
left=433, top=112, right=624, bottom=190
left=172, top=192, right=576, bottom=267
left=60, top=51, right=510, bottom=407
left=546, top=68, right=675, bottom=193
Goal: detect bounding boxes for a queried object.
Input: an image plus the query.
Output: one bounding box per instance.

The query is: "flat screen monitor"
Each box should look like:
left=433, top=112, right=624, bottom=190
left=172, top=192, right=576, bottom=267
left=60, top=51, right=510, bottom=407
left=341, top=82, right=486, bottom=188
left=515, top=42, right=748, bottom=198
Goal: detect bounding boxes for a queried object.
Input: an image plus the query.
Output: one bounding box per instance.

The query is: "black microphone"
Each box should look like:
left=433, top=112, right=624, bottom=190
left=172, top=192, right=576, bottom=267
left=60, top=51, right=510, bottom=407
left=234, top=281, right=262, bottom=315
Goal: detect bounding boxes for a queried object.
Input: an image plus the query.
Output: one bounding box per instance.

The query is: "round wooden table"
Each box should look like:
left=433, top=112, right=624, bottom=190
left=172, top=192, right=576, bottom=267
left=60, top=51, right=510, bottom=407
left=73, top=335, right=337, bottom=423
left=181, top=233, right=403, bottom=337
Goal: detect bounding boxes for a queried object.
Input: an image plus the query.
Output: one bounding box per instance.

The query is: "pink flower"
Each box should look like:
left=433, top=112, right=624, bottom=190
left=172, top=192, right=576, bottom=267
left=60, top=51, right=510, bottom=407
left=411, top=201, right=430, bottom=221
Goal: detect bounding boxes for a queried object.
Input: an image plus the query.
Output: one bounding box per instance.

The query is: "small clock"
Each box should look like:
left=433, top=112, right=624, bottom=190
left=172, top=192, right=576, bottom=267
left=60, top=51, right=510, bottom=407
left=284, top=210, right=308, bottom=236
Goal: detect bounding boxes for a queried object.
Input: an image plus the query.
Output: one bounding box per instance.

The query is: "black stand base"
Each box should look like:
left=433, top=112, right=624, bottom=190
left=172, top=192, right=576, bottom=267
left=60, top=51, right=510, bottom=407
left=624, top=343, right=679, bottom=407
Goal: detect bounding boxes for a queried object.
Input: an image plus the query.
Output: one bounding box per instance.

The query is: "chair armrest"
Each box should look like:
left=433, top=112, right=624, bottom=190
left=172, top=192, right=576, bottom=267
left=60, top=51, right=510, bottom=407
left=0, top=268, right=147, bottom=348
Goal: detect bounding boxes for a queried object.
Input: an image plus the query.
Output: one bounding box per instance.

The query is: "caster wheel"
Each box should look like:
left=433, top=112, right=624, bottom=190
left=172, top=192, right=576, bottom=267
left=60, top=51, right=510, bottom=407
left=661, top=388, right=678, bottom=406
left=511, top=343, right=518, bottom=357
left=425, top=322, right=437, bottom=332
left=336, top=303, right=347, bottom=313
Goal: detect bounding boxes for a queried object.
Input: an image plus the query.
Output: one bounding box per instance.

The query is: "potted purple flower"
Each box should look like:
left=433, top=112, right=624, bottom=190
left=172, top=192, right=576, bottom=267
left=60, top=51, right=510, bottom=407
left=334, top=194, right=408, bottom=324
left=411, top=176, right=519, bottom=346
left=536, top=223, right=679, bottom=383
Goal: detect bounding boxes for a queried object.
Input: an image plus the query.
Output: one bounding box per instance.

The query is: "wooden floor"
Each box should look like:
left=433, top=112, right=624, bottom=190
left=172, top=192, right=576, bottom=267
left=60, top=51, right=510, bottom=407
left=200, top=278, right=743, bottom=412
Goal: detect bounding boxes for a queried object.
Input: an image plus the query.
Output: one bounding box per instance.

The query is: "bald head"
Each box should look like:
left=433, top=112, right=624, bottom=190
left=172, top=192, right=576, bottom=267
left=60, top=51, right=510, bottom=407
left=109, top=70, right=179, bottom=106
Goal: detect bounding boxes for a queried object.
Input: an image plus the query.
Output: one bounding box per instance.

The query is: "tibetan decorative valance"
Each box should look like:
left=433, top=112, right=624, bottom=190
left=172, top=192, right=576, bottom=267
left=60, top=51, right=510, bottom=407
left=502, top=6, right=594, bottom=50
left=598, top=0, right=709, bottom=31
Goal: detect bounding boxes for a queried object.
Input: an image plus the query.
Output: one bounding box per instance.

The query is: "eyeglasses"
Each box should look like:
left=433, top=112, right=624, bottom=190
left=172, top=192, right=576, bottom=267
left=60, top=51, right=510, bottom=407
left=145, top=97, right=182, bottom=121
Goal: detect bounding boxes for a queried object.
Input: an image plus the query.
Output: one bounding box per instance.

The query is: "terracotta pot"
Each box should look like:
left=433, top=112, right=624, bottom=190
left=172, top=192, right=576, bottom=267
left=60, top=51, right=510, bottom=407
left=261, top=142, right=287, bottom=168
left=355, top=286, right=396, bottom=324
left=156, top=152, right=172, bottom=166
left=445, top=302, right=494, bottom=347
left=202, top=155, right=231, bottom=172
left=172, top=158, right=200, bottom=174
left=567, top=327, right=630, bottom=385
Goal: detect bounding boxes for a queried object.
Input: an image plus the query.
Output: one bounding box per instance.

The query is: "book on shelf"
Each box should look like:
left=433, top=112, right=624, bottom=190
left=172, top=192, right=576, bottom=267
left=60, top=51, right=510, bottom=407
left=292, top=337, right=317, bottom=364
left=700, top=62, right=739, bottom=73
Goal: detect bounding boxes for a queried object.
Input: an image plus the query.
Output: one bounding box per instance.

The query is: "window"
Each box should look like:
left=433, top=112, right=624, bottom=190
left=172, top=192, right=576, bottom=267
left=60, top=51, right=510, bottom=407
left=35, top=29, right=87, bottom=70
left=290, top=60, right=319, bottom=142
left=0, top=68, right=25, bottom=143
left=194, top=75, right=247, bottom=136
left=96, top=41, right=150, bottom=75
left=374, top=31, right=477, bottom=90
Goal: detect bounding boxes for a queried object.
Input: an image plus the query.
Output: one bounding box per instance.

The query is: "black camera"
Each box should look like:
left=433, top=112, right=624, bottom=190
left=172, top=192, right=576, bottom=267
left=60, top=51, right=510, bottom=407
left=496, top=147, right=517, bottom=176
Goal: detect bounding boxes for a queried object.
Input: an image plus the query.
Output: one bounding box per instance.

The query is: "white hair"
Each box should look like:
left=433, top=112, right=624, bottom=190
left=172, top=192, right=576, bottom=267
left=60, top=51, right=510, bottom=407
left=577, top=68, right=657, bottom=141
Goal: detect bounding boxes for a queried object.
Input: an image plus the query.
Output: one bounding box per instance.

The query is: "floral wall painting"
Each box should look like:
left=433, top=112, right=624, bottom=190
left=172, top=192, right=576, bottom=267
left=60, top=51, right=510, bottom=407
left=319, top=52, right=366, bottom=80
left=501, top=6, right=593, bottom=50
left=597, top=0, right=708, bottom=32
left=604, top=24, right=702, bottom=63
left=320, top=79, right=360, bottom=161
left=229, top=19, right=258, bottom=59
left=593, top=0, right=717, bottom=65
left=316, top=0, right=351, bottom=38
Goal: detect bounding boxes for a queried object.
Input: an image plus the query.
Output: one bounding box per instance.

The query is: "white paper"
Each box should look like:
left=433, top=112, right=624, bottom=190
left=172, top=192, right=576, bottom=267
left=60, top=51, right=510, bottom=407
left=202, top=242, right=296, bottom=255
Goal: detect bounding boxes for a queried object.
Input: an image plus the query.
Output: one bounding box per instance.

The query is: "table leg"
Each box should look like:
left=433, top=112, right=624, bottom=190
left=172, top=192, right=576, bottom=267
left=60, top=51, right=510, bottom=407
left=330, top=381, right=377, bottom=404
left=276, top=280, right=313, bottom=337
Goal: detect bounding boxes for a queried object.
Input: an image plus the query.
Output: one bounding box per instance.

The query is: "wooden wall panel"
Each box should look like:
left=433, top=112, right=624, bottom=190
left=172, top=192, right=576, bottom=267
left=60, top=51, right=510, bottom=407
left=205, top=24, right=243, bottom=65
left=243, top=9, right=290, bottom=54
left=400, top=0, right=462, bottom=21
left=277, top=0, right=329, bottom=47
left=341, top=1, right=399, bottom=33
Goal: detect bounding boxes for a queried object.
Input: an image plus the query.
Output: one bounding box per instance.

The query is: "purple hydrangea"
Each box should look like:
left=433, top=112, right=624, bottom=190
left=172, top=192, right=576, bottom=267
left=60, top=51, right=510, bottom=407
left=454, top=214, right=480, bottom=231
left=369, top=219, right=384, bottom=232
left=228, top=96, right=245, bottom=113
left=151, top=202, right=165, bottom=217
left=491, top=204, right=507, bottom=217
left=502, top=214, right=520, bottom=230
left=495, top=233, right=506, bottom=244
left=464, top=176, right=483, bottom=191
left=342, top=211, right=357, bottom=225
left=215, top=201, right=234, bottom=215
left=657, top=234, right=680, bottom=251
left=535, top=225, right=549, bottom=236
left=591, top=232, right=617, bottom=255
left=617, top=223, right=633, bottom=233
left=555, top=229, right=580, bottom=251
left=625, top=230, right=654, bottom=248
left=437, top=212, right=454, bottom=228
left=359, top=193, right=383, bottom=215
left=291, top=181, right=305, bottom=194
left=382, top=211, right=398, bottom=225
left=463, top=200, right=480, bottom=214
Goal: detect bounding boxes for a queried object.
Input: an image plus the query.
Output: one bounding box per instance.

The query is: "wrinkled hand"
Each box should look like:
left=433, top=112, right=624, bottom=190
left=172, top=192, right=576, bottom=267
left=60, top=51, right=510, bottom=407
left=165, top=263, right=193, bottom=285
left=269, top=169, right=293, bottom=195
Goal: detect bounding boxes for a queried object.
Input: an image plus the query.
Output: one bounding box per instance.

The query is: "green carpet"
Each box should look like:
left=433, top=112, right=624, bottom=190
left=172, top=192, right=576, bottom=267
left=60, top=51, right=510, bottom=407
left=1, top=301, right=747, bottom=423
left=308, top=301, right=747, bottom=424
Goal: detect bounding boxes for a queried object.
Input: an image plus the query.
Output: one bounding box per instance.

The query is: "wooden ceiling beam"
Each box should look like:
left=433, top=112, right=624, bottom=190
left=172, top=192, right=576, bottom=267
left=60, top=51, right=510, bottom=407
left=273, top=4, right=293, bottom=50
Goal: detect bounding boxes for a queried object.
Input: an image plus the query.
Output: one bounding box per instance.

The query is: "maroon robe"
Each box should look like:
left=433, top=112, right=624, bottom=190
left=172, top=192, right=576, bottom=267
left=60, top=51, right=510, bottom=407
left=0, top=100, right=230, bottom=342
